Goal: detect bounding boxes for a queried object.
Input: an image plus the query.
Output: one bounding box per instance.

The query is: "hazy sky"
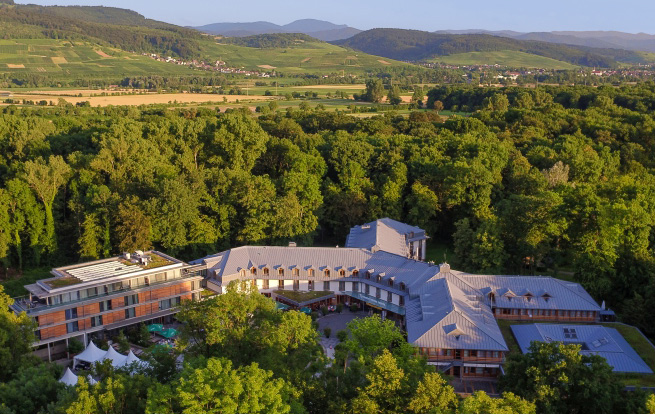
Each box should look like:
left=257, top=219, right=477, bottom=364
left=15, top=0, right=655, bottom=33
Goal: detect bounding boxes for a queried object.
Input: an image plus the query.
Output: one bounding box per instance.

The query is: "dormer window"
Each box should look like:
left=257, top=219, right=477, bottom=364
left=293, top=268, right=299, bottom=277
left=352, top=270, right=359, bottom=278
left=366, top=272, right=371, bottom=280
left=263, top=268, right=269, bottom=276
left=278, top=268, right=284, bottom=276
left=388, top=280, right=394, bottom=287
left=525, top=293, right=533, bottom=302
left=251, top=267, right=257, bottom=276
left=399, top=282, right=406, bottom=291
left=308, top=269, right=315, bottom=277
left=376, top=275, right=382, bottom=283
left=324, top=269, right=330, bottom=278
left=240, top=269, right=246, bottom=277
left=339, top=269, right=346, bottom=277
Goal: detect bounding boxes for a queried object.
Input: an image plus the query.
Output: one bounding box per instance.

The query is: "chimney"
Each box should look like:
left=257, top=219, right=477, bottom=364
left=288, top=242, right=297, bottom=247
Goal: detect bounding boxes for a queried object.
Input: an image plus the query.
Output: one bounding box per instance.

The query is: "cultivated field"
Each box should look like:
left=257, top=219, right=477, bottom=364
left=200, top=39, right=410, bottom=74
left=430, top=50, right=578, bottom=70
left=0, top=39, right=196, bottom=78
left=4, top=92, right=273, bottom=107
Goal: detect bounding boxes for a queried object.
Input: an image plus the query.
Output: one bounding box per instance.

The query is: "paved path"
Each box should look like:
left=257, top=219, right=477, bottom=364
left=316, top=311, right=365, bottom=359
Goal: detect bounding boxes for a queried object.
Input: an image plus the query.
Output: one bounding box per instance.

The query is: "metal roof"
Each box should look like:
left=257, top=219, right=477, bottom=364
left=511, top=324, right=653, bottom=374
left=345, top=218, right=427, bottom=257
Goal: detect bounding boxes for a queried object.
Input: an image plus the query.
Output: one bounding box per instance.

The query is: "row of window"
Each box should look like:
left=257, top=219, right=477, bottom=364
left=420, top=348, right=501, bottom=359
left=240, top=268, right=407, bottom=291
left=64, top=297, right=183, bottom=333
left=50, top=272, right=175, bottom=305
left=498, top=308, right=595, bottom=318
left=257, top=280, right=406, bottom=306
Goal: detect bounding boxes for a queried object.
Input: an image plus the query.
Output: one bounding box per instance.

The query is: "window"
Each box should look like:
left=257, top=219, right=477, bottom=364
left=308, top=281, right=314, bottom=291
left=308, top=269, right=315, bottom=277
left=278, top=268, right=284, bottom=277
left=376, top=275, right=382, bottom=283
left=263, top=268, right=269, bottom=276
left=278, top=280, right=284, bottom=289
left=99, top=300, right=112, bottom=312
left=159, top=298, right=173, bottom=310
left=323, top=281, right=330, bottom=291
left=399, top=296, right=405, bottom=306
left=399, top=283, right=406, bottom=291
left=492, top=351, right=499, bottom=358
left=339, top=269, right=345, bottom=277
left=125, top=308, right=136, bottom=319
left=66, top=321, right=79, bottom=333
left=154, top=273, right=167, bottom=283
left=376, top=288, right=381, bottom=299
left=352, top=270, right=359, bottom=278
left=324, top=269, right=330, bottom=278
left=262, top=279, right=269, bottom=290
left=240, top=269, right=246, bottom=277
left=463, top=350, right=469, bottom=357
left=65, top=308, right=78, bottom=320
left=293, top=268, right=299, bottom=276
left=124, top=294, right=139, bottom=306
left=388, top=280, right=394, bottom=287
left=387, top=291, right=392, bottom=302
left=365, top=272, right=371, bottom=280
left=91, top=315, right=103, bottom=327
left=293, top=280, right=299, bottom=291
left=365, top=284, right=370, bottom=295
left=251, top=267, right=257, bottom=276
left=352, top=282, right=359, bottom=291
left=339, top=281, right=345, bottom=291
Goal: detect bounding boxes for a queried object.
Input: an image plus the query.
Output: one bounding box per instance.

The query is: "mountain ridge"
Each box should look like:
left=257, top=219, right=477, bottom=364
left=194, top=19, right=361, bottom=41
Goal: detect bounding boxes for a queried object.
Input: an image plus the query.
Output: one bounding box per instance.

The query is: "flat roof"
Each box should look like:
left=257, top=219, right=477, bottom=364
left=511, top=324, right=653, bottom=374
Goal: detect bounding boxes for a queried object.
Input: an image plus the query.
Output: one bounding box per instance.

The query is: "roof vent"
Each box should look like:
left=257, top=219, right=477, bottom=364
left=361, top=225, right=370, bottom=230
left=123, top=252, right=131, bottom=260
left=440, top=263, right=451, bottom=273
left=288, top=241, right=297, bottom=247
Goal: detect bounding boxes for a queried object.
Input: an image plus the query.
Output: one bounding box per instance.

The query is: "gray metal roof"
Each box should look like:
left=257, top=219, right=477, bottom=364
left=461, top=273, right=601, bottom=311
left=345, top=218, right=426, bottom=257
left=511, top=324, right=653, bottom=374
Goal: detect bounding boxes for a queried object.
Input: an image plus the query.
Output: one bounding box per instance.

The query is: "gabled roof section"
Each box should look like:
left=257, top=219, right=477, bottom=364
left=345, top=218, right=427, bottom=257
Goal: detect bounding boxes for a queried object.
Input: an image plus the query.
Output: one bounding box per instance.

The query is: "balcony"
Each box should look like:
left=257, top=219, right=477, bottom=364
left=11, top=269, right=204, bottom=316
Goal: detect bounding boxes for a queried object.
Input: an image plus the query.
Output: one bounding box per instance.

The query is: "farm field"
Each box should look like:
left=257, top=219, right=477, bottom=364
left=0, top=39, right=199, bottom=78
left=429, top=50, right=578, bottom=70
left=200, top=39, right=410, bottom=74
left=3, top=92, right=273, bottom=106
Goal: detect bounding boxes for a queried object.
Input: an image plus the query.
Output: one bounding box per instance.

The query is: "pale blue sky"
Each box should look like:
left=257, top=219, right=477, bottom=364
left=15, top=0, right=655, bottom=33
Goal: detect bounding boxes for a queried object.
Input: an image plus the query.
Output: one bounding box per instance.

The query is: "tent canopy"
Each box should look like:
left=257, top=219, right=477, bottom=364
left=300, top=307, right=312, bottom=315
left=159, top=328, right=179, bottom=339
left=59, top=368, right=79, bottom=387
left=147, top=324, right=164, bottom=333
left=124, top=350, right=148, bottom=369
left=103, top=346, right=127, bottom=368
left=73, top=341, right=106, bottom=365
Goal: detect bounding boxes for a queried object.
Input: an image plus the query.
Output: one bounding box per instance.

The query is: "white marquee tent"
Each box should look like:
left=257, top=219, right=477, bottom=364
left=73, top=341, right=106, bottom=366
left=103, top=346, right=128, bottom=368
left=59, top=368, right=79, bottom=387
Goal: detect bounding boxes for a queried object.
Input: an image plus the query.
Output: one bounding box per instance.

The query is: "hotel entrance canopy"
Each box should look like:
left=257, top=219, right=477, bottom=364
left=344, top=291, right=405, bottom=315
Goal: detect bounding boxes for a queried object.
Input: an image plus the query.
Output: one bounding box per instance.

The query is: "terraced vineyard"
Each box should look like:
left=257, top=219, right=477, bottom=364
left=0, top=39, right=195, bottom=78
left=429, top=50, right=578, bottom=70
left=201, top=38, right=410, bottom=74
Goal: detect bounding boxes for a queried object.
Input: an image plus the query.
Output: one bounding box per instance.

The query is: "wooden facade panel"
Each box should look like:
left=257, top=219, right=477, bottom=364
left=112, top=297, right=125, bottom=308
left=80, top=303, right=100, bottom=317
left=39, top=310, right=66, bottom=326
left=40, top=324, right=66, bottom=340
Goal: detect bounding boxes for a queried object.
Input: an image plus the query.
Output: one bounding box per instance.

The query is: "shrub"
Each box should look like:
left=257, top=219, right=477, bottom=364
left=67, top=338, right=84, bottom=354
left=350, top=304, right=359, bottom=312
left=336, top=303, right=343, bottom=313
left=321, top=306, right=329, bottom=316
left=310, top=311, right=320, bottom=321
left=337, top=330, right=348, bottom=342
left=324, top=327, right=331, bottom=338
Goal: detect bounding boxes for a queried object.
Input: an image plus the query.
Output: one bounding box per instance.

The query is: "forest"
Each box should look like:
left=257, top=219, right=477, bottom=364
left=2, top=83, right=655, bottom=343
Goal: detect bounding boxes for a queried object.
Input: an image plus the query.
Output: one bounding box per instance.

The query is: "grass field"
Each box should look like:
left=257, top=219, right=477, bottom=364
left=0, top=39, right=202, bottom=79
left=430, top=50, right=578, bottom=70
left=200, top=39, right=410, bottom=75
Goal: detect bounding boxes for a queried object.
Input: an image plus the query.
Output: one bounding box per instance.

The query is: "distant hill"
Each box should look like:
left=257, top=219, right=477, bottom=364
left=435, top=29, right=655, bottom=53
left=194, top=19, right=361, bottom=41
left=336, top=28, right=652, bottom=67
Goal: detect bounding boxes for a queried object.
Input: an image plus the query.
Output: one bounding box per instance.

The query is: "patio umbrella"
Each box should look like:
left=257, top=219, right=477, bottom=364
left=300, top=307, right=312, bottom=315
left=159, top=328, right=179, bottom=339
left=147, top=324, right=163, bottom=333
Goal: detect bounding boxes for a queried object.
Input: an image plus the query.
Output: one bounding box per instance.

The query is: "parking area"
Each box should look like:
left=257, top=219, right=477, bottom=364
left=316, top=311, right=365, bottom=358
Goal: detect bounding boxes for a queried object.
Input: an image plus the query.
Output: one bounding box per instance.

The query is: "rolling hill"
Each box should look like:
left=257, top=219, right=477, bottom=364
left=429, top=50, right=577, bottom=70
left=336, top=28, right=653, bottom=68
left=194, top=19, right=361, bottom=41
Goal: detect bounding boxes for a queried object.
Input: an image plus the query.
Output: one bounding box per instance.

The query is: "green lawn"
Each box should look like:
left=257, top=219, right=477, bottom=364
left=429, top=50, right=578, bottom=70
